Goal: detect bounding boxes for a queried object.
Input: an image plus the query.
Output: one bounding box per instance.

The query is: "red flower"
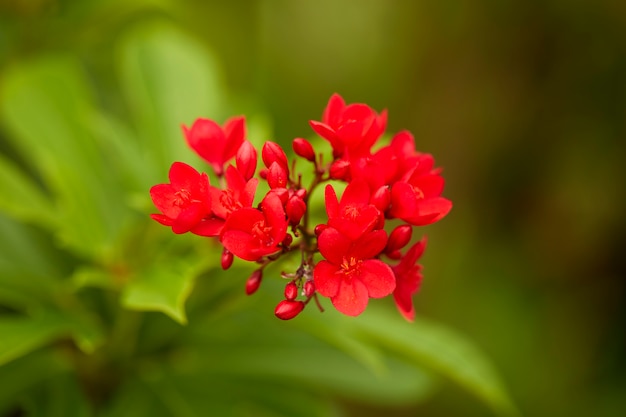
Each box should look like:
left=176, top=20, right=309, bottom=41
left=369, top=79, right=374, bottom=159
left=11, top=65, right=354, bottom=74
left=210, top=165, right=258, bottom=221
left=309, top=93, right=387, bottom=159
left=324, top=180, right=381, bottom=241
left=183, top=116, right=245, bottom=176
left=314, top=227, right=395, bottom=316
left=389, top=173, right=452, bottom=226
left=150, top=162, right=216, bottom=235
left=392, top=237, right=426, bottom=322
left=220, top=193, right=288, bottom=261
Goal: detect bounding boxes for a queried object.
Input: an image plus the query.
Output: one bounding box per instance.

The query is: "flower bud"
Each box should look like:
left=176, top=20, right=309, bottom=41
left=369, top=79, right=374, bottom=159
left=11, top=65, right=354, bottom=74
left=386, top=224, right=413, bottom=255
left=262, top=141, right=289, bottom=171
left=329, top=159, right=350, bottom=181
left=269, top=187, right=289, bottom=205
left=221, top=248, right=234, bottom=270
left=267, top=161, right=288, bottom=189
left=292, top=138, right=316, bottom=162
left=259, top=168, right=268, bottom=179
left=282, top=233, right=293, bottom=247
left=286, top=196, right=306, bottom=225
left=303, top=280, right=315, bottom=297
left=274, top=300, right=304, bottom=320
left=314, top=224, right=327, bottom=236
left=284, top=281, right=298, bottom=301
left=245, top=269, right=263, bottom=295
left=236, top=140, right=257, bottom=181
left=371, top=186, right=391, bottom=212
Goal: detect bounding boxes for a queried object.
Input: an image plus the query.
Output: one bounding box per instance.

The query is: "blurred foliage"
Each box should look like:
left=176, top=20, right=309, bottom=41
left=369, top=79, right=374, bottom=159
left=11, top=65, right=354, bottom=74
left=0, top=0, right=625, bottom=416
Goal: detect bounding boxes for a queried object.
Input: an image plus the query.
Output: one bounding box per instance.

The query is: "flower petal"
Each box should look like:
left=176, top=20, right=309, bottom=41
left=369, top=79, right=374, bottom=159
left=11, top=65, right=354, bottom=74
left=331, top=279, right=369, bottom=316
left=317, top=227, right=351, bottom=265
left=313, top=260, right=341, bottom=298
left=359, top=259, right=395, bottom=298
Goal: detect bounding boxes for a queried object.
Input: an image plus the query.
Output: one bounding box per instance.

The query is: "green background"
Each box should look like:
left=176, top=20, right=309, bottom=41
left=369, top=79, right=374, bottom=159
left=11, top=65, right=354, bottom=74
left=0, top=1, right=624, bottom=416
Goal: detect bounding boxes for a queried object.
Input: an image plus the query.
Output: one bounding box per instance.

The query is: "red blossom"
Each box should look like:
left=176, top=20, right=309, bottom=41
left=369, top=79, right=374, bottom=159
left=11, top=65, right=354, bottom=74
left=324, top=180, right=381, bottom=241
left=392, top=237, right=427, bottom=322
left=220, top=193, right=288, bottom=261
left=150, top=162, right=218, bottom=235
left=314, top=227, right=395, bottom=316
left=210, top=165, right=258, bottom=222
left=183, top=116, right=245, bottom=176
left=309, top=93, right=387, bottom=159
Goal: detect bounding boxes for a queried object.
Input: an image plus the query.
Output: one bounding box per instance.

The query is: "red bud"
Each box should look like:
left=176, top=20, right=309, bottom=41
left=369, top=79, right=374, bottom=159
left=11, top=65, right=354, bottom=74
left=292, top=138, right=316, bottom=162
left=267, top=161, right=288, bottom=189
left=282, top=233, right=293, bottom=247
left=262, top=141, right=289, bottom=171
left=386, top=224, right=413, bottom=255
left=303, top=280, right=315, bottom=297
left=314, top=224, right=327, bottom=236
left=275, top=300, right=304, bottom=320
left=329, top=159, right=350, bottom=180
left=221, top=248, right=234, bottom=270
left=236, top=140, right=257, bottom=181
left=245, top=269, right=263, bottom=295
left=286, top=196, right=306, bottom=225
left=371, top=186, right=391, bottom=212
left=284, top=281, right=298, bottom=301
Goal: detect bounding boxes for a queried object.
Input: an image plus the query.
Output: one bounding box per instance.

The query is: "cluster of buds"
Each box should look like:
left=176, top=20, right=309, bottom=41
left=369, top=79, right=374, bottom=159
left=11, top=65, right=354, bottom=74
left=150, top=94, right=451, bottom=321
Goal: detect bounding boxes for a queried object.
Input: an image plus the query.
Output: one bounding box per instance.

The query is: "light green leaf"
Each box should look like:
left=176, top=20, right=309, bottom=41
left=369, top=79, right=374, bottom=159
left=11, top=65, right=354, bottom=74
left=117, top=21, right=226, bottom=170
left=353, top=305, right=521, bottom=416
left=0, top=314, right=70, bottom=366
left=122, top=260, right=198, bottom=324
left=0, top=153, right=56, bottom=227
left=0, top=56, right=132, bottom=260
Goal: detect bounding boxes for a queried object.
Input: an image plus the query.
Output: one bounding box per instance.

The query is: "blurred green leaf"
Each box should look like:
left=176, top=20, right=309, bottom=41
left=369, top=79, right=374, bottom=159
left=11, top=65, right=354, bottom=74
left=21, top=373, right=91, bottom=417
left=353, top=305, right=521, bottom=416
left=0, top=314, right=70, bottom=366
left=0, top=350, right=69, bottom=415
left=122, top=260, right=198, bottom=324
left=117, top=21, right=226, bottom=170
left=0, top=154, right=56, bottom=227
left=0, top=56, right=133, bottom=260
left=0, top=215, right=62, bottom=310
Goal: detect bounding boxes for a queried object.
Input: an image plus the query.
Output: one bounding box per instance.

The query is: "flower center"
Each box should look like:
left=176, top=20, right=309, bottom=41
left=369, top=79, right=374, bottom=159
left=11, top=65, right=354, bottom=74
left=173, top=189, right=192, bottom=207
left=342, top=205, right=361, bottom=220
left=340, top=256, right=362, bottom=280
left=252, top=220, right=274, bottom=246
left=220, top=189, right=243, bottom=214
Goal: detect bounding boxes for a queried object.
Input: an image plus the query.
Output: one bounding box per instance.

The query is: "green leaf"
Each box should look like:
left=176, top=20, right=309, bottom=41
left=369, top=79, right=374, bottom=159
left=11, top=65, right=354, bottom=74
left=0, top=350, right=69, bottom=415
left=117, top=21, right=226, bottom=170
left=0, top=153, right=56, bottom=227
left=0, top=314, right=71, bottom=366
left=353, top=305, right=521, bottom=416
left=21, top=372, right=91, bottom=417
left=0, top=56, right=132, bottom=260
left=0, top=215, right=63, bottom=310
left=121, top=260, right=198, bottom=324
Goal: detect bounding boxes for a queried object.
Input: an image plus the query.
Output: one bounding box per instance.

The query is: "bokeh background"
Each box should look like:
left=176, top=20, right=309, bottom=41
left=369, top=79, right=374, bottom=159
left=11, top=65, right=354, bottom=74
left=1, top=0, right=625, bottom=416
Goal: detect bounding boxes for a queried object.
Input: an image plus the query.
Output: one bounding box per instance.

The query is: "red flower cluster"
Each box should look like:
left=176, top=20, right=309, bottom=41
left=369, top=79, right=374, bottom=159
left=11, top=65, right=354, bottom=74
left=150, top=94, right=451, bottom=321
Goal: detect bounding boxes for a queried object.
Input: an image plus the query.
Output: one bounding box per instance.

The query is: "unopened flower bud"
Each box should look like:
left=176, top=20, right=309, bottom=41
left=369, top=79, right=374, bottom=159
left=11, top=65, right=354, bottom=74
left=386, top=224, right=413, bottom=255
left=282, top=233, right=293, bottom=247
left=221, top=248, right=234, bottom=270
left=371, top=186, right=391, bottom=212
left=292, top=138, right=316, bottom=162
left=295, top=188, right=306, bottom=199
left=245, top=269, right=263, bottom=295
left=262, top=141, right=289, bottom=171
left=329, top=159, right=350, bottom=181
left=284, top=281, right=298, bottom=301
left=236, top=140, right=257, bottom=181
left=269, top=187, right=289, bottom=205
left=314, top=224, right=327, bottom=236
left=286, top=196, right=306, bottom=225
left=267, top=161, right=288, bottom=189
left=259, top=168, right=268, bottom=179
left=275, top=300, right=304, bottom=320
left=303, top=280, right=315, bottom=297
